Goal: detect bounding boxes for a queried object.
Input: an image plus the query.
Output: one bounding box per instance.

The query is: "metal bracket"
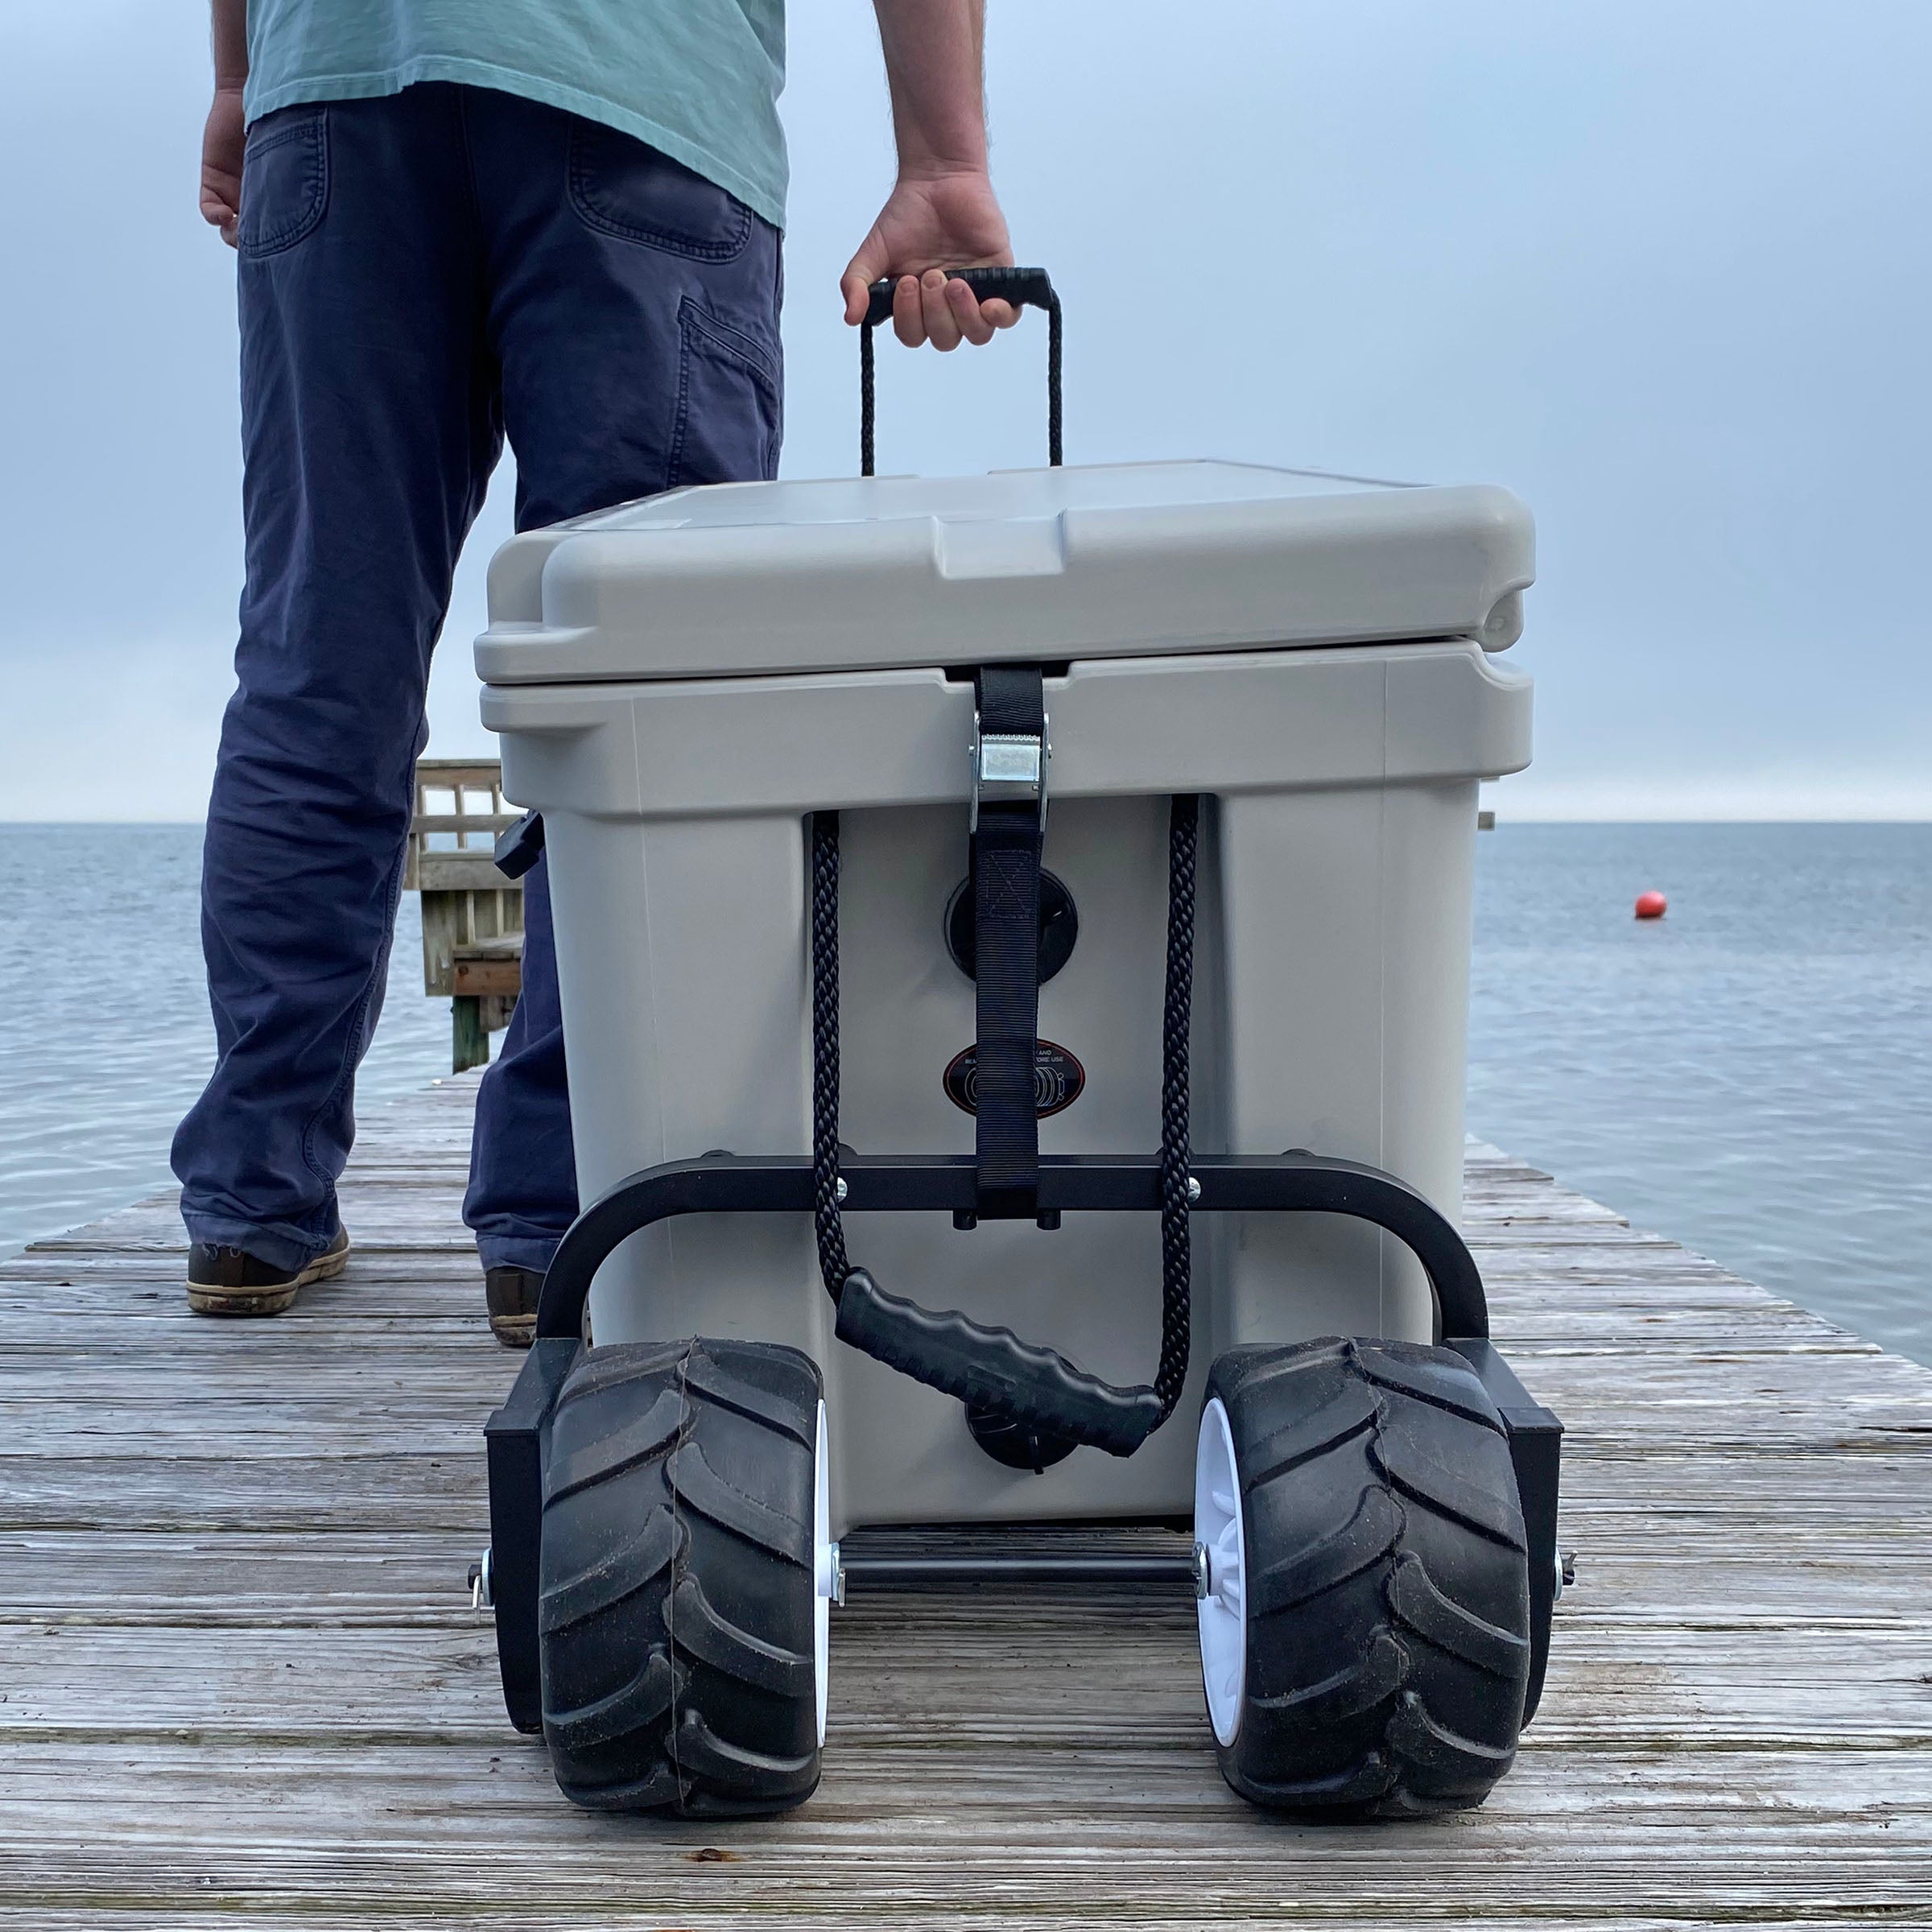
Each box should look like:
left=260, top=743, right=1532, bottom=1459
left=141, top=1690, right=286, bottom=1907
left=1447, top=1337, right=1563, bottom=1729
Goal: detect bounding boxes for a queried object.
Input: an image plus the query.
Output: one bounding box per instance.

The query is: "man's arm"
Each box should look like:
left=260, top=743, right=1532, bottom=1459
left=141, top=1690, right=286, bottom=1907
left=200, top=0, right=248, bottom=246
left=840, top=1, right=1019, bottom=351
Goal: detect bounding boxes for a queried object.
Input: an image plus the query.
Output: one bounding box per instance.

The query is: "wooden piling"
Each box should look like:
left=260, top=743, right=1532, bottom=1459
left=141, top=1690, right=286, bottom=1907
left=403, top=759, right=523, bottom=1073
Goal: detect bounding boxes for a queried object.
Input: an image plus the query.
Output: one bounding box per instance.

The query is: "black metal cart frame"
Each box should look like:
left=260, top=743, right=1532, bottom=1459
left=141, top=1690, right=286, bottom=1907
left=485, top=1146, right=1562, bottom=1736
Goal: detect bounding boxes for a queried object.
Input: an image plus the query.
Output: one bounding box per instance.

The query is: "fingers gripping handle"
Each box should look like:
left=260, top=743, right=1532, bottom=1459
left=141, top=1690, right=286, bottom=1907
left=861, top=266, right=1059, bottom=328
left=859, top=266, right=1063, bottom=475
left=834, top=1268, right=1163, bottom=1459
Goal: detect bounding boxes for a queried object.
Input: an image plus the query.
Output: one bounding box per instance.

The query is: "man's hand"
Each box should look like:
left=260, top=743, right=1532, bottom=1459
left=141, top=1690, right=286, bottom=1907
left=202, top=3, right=249, bottom=246
left=845, top=1, right=1017, bottom=350
left=201, top=85, right=246, bottom=246
left=840, top=169, right=1018, bottom=349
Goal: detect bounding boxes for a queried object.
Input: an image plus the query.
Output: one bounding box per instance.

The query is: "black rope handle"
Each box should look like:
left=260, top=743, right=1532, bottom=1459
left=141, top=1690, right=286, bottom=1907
left=810, top=797, right=1199, bottom=1453
left=859, top=266, right=1063, bottom=477
left=1155, top=793, right=1199, bottom=1422
left=811, top=812, right=849, bottom=1295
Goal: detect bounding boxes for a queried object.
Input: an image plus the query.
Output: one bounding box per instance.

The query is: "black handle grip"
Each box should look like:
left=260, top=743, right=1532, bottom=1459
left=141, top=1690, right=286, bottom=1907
left=493, top=808, right=545, bottom=880
left=859, top=267, right=1063, bottom=474
left=862, top=266, right=1058, bottom=329
left=834, top=1267, right=1162, bottom=1459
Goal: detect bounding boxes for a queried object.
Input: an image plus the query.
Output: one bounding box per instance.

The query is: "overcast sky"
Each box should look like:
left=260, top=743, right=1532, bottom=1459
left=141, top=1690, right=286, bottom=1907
left=1, top=1, right=1926, bottom=819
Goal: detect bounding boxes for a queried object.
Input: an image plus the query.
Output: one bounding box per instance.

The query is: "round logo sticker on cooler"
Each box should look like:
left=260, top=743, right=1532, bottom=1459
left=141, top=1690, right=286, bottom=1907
left=942, top=1040, right=1086, bottom=1119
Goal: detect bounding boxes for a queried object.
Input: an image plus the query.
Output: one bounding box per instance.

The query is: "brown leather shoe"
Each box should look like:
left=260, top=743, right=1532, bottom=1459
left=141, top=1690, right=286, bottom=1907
left=485, top=1265, right=543, bottom=1348
left=187, top=1227, right=351, bottom=1316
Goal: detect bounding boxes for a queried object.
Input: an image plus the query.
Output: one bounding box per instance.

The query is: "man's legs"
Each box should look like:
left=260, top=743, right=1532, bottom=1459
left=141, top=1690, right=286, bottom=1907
left=174, top=88, right=500, bottom=1281
left=460, top=88, right=784, bottom=1292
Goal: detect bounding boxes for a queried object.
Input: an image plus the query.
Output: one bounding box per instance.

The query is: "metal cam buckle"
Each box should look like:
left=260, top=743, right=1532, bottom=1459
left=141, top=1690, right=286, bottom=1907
left=969, top=710, right=1048, bottom=833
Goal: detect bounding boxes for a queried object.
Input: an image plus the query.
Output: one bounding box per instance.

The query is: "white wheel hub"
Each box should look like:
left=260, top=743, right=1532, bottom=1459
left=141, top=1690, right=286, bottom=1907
left=811, top=1400, right=836, bottom=1747
left=1195, top=1396, right=1248, bottom=1748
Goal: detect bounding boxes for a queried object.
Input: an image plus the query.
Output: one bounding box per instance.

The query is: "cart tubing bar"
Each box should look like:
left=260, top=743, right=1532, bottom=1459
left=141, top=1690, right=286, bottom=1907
left=535, top=1151, right=1489, bottom=1344
left=834, top=1268, right=1162, bottom=1458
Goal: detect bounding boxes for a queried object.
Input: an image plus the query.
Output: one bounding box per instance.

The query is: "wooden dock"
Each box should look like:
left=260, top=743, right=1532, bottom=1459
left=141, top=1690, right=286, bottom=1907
left=5, top=1073, right=1932, bottom=1926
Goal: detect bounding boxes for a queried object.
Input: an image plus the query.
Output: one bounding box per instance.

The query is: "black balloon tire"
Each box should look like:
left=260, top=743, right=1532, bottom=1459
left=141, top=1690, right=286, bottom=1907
left=1204, top=1336, right=1532, bottom=1817
left=537, top=1337, right=823, bottom=1816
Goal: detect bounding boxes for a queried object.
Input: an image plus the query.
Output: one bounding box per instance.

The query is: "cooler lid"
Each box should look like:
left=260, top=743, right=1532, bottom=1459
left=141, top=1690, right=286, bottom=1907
left=475, top=460, right=1534, bottom=685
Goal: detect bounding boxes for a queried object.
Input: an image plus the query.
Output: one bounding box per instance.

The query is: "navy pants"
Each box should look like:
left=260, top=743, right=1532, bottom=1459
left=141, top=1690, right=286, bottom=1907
left=171, top=84, right=783, bottom=1275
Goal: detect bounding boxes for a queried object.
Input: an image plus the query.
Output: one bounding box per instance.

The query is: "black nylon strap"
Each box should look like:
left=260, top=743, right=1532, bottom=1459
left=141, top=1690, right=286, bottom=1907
left=971, top=666, right=1046, bottom=1218
left=975, top=663, right=1046, bottom=741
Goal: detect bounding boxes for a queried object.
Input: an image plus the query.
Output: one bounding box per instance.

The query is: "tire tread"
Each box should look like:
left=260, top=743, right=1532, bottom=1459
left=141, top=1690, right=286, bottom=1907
left=1210, top=1336, right=1530, bottom=1818
left=536, top=1338, right=822, bottom=1817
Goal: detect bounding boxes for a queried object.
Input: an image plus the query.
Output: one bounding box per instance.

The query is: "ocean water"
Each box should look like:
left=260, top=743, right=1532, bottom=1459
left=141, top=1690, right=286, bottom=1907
left=0, top=825, right=459, bottom=1264
left=1, top=823, right=1927, bottom=1364
left=1468, top=822, right=1932, bottom=1363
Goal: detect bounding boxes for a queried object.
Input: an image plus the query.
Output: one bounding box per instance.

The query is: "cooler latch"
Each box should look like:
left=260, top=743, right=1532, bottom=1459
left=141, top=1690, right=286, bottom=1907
left=969, top=710, right=1048, bottom=833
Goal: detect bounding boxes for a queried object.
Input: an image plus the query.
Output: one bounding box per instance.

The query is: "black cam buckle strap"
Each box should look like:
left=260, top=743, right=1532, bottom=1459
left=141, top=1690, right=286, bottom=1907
left=970, top=665, right=1046, bottom=1220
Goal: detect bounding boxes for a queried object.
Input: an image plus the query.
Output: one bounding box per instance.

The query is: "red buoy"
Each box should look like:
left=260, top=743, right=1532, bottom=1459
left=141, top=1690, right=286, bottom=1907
left=1634, top=890, right=1667, bottom=920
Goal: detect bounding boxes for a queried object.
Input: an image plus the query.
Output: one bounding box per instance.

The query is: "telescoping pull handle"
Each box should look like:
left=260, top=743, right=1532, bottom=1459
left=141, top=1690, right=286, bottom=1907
left=859, top=266, right=1063, bottom=476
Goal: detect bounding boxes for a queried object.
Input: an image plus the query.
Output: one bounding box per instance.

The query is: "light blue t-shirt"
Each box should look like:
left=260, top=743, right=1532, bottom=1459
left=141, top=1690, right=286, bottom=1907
left=243, top=0, right=787, bottom=229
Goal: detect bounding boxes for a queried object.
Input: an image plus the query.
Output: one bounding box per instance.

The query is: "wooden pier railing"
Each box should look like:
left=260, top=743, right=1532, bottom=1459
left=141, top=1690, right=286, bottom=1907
left=402, top=758, right=522, bottom=1072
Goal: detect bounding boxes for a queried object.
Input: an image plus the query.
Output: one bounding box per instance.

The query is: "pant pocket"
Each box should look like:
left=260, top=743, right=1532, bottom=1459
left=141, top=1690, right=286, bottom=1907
left=239, top=105, right=329, bottom=258
left=669, top=296, right=782, bottom=487
left=568, top=120, right=753, bottom=260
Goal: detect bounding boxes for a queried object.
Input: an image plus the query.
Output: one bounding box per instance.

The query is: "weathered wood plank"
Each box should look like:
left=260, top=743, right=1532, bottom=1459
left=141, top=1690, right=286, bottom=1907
left=6, top=1621, right=1932, bottom=1754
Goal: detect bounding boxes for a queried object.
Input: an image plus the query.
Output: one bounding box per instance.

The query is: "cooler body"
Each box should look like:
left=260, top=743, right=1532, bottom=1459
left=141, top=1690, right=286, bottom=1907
left=476, top=461, right=1534, bottom=1534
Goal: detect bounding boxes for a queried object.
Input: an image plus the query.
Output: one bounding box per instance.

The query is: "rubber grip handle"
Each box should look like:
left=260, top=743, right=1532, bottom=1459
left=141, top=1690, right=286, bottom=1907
left=863, top=266, right=1058, bottom=329
left=493, top=809, right=544, bottom=881
left=833, top=1268, right=1162, bottom=1459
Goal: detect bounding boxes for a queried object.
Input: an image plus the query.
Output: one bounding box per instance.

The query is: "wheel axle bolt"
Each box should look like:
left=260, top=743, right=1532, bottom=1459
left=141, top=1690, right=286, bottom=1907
left=1191, top=1539, right=1212, bottom=1600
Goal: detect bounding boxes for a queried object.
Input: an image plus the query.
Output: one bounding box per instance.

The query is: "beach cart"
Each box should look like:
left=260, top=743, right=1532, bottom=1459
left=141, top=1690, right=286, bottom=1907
left=476, top=270, right=1562, bottom=1818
